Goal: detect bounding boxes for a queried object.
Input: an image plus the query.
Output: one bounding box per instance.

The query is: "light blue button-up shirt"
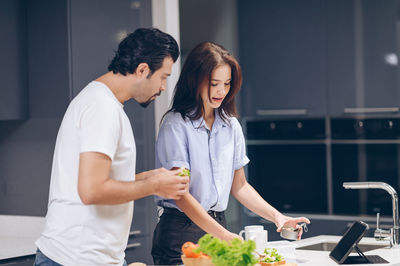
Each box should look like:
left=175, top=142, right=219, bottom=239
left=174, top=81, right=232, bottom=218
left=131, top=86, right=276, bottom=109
left=155, top=110, right=250, bottom=212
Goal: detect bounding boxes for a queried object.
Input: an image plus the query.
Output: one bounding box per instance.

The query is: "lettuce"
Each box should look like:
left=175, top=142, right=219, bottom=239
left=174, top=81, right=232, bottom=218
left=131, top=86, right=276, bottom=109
left=178, top=168, right=190, bottom=176
left=260, top=248, right=284, bottom=262
left=195, top=234, right=258, bottom=266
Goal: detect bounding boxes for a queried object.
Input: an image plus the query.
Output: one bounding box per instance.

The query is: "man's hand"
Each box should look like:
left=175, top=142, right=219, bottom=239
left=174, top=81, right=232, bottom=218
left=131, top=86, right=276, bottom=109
left=149, top=168, right=189, bottom=200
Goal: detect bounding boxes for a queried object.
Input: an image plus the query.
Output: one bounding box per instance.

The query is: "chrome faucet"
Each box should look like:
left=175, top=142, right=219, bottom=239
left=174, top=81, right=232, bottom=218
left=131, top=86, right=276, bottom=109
left=343, top=182, right=399, bottom=248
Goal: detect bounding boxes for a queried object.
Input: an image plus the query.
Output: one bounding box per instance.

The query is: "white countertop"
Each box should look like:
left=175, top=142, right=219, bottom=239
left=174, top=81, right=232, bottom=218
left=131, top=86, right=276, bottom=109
left=1, top=216, right=399, bottom=266
left=0, top=215, right=45, bottom=260
left=284, top=235, right=400, bottom=266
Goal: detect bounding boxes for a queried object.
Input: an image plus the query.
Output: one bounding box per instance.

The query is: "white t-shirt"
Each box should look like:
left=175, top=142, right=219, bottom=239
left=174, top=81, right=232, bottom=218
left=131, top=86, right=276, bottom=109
left=36, top=81, right=136, bottom=266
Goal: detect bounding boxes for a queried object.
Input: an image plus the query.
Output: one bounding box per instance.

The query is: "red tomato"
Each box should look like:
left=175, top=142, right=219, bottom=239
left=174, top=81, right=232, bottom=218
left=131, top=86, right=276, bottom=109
left=181, top=242, right=201, bottom=258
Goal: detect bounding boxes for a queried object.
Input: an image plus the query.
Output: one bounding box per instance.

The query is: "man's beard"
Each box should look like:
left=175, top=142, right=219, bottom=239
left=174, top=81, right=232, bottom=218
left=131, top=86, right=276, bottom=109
left=139, top=91, right=162, bottom=108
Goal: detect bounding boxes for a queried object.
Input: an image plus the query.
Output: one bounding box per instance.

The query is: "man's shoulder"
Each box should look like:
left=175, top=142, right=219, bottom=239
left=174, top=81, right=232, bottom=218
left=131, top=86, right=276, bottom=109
left=73, top=82, right=120, bottom=109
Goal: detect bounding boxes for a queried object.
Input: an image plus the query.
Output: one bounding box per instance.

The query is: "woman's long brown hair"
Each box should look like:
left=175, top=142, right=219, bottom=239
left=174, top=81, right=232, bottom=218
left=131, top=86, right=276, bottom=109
left=163, top=41, right=242, bottom=123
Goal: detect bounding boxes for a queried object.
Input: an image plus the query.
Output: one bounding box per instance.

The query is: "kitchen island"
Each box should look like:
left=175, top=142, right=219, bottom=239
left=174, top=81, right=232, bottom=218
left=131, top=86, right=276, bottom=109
left=0, top=215, right=44, bottom=260
left=0, top=215, right=45, bottom=265
left=1, top=216, right=399, bottom=266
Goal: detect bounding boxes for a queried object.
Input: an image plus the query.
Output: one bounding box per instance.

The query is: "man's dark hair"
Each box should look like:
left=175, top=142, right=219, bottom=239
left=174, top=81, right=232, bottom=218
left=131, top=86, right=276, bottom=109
left=108, top=28, right=179, bottom=76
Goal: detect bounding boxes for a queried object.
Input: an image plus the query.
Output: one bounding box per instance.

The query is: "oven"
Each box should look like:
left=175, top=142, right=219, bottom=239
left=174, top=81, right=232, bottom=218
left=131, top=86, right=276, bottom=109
left=244, top=118, right=328, bottom=214
left=331, top=118, right=400, bottom=217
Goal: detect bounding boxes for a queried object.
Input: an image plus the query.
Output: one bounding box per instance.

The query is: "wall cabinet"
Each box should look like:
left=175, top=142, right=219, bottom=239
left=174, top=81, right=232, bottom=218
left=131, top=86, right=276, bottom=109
left=238, top=0, right=328, bottom=118
left=327, top=0, right=400, bottom=117
left=0, top=0, right=28, bottom=120
left=238, top=0, right=400, bottom=118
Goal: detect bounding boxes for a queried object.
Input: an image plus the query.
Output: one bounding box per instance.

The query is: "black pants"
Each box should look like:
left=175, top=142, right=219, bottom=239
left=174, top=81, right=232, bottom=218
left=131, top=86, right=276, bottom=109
left=151, top=207, right=226, bottom=265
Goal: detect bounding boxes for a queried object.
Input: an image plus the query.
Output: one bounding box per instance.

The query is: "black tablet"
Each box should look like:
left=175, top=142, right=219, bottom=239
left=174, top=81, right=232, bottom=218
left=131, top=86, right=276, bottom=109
left=329, top=221, right=369, bottom=264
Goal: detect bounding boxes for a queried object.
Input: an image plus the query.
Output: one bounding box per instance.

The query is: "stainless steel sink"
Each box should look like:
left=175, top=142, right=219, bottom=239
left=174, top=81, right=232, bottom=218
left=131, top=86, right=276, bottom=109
left=297, top=242, right=389, bottom=252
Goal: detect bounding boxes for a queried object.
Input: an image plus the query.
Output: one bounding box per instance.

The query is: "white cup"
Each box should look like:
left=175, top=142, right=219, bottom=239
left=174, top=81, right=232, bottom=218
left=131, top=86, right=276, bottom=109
left=239, top=225, right=264, bottom=240
left=239, top=225, right=268, bottom=253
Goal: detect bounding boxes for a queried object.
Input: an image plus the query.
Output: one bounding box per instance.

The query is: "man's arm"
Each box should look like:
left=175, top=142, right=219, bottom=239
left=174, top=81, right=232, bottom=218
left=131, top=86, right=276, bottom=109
left=78, top=152, right=189, bottom=205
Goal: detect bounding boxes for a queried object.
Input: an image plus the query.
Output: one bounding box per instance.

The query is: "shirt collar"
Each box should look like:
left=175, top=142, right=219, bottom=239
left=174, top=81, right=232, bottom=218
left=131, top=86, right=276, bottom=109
left=191, top=109, right=228, bottom=130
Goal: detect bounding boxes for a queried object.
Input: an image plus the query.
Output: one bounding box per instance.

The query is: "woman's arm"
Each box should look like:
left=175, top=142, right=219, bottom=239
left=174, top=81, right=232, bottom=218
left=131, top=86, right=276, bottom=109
left=231, top=168, right=310, bottom=239
left=175, top=193, right=239, bottom=241
left=171, top=166, right=239, bottom=241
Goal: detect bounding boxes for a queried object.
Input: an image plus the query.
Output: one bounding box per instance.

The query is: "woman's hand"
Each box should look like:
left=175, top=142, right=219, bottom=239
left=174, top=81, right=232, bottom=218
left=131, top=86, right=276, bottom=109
left=275, top=214, right=310, bottom=240
left=220, top=231, right=243, bottom=242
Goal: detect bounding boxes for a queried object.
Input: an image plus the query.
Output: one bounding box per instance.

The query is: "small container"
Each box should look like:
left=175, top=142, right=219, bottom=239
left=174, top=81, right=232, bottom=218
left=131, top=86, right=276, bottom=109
left=265, top=240, right=297, bottom=260
left=280, top=223, right=308, bottom=241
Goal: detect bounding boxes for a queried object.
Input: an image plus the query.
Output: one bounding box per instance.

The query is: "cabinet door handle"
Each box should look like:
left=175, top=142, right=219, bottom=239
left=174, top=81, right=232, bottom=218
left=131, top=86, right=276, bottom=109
left=344, top=107, right=399, bottom=114
left=256, top=109, right=307, bottom=116
left=129, top=230, right=142, bottom=236
left=126, top=242, right=142, bottom=249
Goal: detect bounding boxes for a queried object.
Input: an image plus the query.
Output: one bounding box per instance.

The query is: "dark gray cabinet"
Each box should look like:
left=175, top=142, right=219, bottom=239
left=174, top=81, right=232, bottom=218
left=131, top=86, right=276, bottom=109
left=238, top=0, right=328, bottom=118
left=0, top=255, right=35, bottom=266
left=0, top=0, right=28, bottom=120
left=0, top=0, right=156, bottom=264
left=69, top=0, right=145, bottom=96
left=327, top=0, right=400, bottom=117
left=238, top=0, right=400, bottom=118
left=67, top=1, right=156, bottom=263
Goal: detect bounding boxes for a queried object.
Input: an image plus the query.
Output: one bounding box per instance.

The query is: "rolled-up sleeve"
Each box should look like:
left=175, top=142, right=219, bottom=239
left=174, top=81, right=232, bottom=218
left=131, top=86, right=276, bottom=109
left=233, top=121, right=250, bottom=170
left=156, top=120, right=190, bottom=170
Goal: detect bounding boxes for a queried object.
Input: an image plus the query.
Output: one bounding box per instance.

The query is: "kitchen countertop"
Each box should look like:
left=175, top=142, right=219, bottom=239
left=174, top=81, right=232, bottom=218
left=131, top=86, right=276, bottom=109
left=289, top=235, right=400, bottom=266
left=0, top=215, right=45, bottom=260
left=1, top=217, right=399, bottom=266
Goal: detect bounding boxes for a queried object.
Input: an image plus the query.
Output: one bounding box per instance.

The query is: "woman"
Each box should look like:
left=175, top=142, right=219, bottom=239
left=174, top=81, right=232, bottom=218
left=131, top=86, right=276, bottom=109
left=151, top=42, right=310, bottom=265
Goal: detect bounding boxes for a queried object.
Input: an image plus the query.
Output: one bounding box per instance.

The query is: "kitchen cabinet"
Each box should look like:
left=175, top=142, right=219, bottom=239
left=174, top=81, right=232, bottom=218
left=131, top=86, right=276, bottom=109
left=238, top=0, right=400, bottom=118
left=69, top=0, right=146, bottom=96
left=238, top=0, right=400, bottom=234
left=0, top=255, right=35, bottom=266
left=67, top=1, right=156, bottom=263
left=327, top=0, right=400, bottom=117
left=238, top=0, right=327, bottom=118
left=0, top=0, right=28, bottom=120
left=0, top=0, right=156, bottom=264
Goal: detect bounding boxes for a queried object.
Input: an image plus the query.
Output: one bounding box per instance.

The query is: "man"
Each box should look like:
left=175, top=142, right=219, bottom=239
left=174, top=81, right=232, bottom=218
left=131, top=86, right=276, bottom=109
left=35, top=28, right=189, bottom=266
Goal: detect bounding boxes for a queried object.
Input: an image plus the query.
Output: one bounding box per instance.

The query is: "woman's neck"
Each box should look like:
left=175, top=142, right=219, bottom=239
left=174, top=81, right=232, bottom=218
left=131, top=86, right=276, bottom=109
left=203, top=107, right=215, bottom=130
